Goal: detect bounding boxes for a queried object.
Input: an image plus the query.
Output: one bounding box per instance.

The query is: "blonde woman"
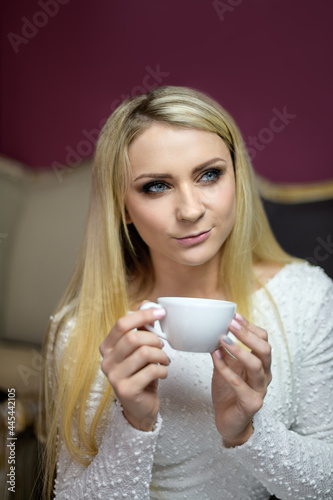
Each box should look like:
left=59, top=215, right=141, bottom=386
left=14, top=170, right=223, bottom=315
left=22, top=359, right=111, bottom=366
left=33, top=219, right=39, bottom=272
left=42, top=86, right=333, bottom=499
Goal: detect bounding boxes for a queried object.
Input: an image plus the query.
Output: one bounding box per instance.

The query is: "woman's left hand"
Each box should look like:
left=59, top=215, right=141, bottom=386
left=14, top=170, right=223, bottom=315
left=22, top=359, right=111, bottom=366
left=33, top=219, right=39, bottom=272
left=211, top=313, right=272, bottom=447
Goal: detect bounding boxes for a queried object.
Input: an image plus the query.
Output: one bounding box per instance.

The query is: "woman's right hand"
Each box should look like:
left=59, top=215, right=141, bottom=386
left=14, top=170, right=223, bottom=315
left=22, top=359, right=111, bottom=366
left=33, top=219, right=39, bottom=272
left=99, top=307, right=169, bottom=431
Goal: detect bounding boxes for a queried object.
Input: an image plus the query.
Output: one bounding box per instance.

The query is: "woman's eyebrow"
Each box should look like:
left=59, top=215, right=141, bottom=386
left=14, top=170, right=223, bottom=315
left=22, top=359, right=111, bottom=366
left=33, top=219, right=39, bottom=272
left=133, top=157, right=227, bottom=182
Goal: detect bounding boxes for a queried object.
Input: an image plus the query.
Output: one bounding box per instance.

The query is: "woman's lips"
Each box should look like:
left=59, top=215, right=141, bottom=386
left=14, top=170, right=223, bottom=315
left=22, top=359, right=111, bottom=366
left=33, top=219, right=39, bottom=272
left=175, top=229, right=212, bottom=246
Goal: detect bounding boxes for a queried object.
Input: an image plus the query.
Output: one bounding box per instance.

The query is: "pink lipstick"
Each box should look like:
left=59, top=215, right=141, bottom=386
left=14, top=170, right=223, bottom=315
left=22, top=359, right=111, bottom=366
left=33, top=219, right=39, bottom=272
left=175, top=229, right=211, bottom=246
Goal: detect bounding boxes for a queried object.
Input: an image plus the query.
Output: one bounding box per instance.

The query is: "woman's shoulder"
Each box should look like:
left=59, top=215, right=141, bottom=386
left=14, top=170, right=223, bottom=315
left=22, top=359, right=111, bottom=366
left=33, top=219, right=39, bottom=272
left=269, top=260, right=331, bottom=290
left=254, top=261, right=333, bottom=319
left=255, top=260, right=332, bottom=291
left=48, top=302, right=77, bottom=361
left=253, top=260, right=285, bottom=286
left=253, top=262, right=333, bottom=344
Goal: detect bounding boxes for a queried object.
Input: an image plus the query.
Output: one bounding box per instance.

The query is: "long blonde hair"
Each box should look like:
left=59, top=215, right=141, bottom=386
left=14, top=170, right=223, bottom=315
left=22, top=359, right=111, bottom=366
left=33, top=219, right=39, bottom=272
left=41, top=86, right=291, bottom=497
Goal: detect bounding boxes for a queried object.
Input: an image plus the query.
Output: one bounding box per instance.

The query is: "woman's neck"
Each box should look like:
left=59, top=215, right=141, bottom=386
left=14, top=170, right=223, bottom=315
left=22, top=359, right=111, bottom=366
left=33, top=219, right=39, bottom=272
left=148, top=254, right=227, bottom=302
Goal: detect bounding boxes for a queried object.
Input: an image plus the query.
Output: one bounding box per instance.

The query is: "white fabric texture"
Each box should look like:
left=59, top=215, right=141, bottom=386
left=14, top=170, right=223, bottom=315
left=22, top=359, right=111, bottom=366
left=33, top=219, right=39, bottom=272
left=53, top=262, right=333, bottom=499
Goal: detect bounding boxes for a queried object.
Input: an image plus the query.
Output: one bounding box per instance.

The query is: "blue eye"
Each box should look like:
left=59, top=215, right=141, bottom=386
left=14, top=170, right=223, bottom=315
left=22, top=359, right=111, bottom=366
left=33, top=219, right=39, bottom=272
left=142, top=181, right=168, bottom=193
left=200, top=169, right=223, bottom=183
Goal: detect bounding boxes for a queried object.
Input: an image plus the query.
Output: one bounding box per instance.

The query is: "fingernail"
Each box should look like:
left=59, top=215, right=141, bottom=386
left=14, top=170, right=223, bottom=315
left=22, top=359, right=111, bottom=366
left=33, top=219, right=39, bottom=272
left=214, top=349, right=222, bottom=360
left=153, top=308, right=166, bottom=318
left=160, top=339, right=165, bottom=347
left=235, top=313, right=244, bottom=323
left=230, top=319, right=241, bottom=331
left=223, top=335, right=234, bottom=346
left=167, top=356, right=171, bottom=364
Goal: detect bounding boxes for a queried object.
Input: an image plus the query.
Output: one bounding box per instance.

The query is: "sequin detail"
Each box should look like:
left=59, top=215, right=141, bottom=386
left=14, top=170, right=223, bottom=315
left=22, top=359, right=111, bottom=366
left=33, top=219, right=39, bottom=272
left=53, top=263, right=333, bottom=499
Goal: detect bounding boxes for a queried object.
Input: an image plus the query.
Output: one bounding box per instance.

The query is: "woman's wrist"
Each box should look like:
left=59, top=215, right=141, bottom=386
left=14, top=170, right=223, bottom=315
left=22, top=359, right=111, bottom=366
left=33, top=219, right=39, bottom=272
left=222, top=421, right=254, bottom=448
left=123, top=409, right=157, bottom=432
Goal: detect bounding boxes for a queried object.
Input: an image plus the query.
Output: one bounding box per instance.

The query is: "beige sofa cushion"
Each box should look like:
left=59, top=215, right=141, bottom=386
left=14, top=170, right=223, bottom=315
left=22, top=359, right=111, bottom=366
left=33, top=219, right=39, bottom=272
left=0, top=157, right=91, bottom=345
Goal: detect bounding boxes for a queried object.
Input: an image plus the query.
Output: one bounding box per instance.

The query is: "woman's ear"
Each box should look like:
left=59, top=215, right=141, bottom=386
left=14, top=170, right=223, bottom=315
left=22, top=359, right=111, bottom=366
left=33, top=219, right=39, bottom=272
left=125, top=207, right=132, bottom=224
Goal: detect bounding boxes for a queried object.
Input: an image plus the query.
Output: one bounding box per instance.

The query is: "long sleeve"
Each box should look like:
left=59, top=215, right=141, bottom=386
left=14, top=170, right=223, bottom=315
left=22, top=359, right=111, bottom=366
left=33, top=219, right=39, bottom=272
left=48, top=309, right=162, bottom=499
left=49, top=263, right=333, bottom=499
left=223, top=265, right=333, bottom=499
left=54, top=399, right=162, bottom=499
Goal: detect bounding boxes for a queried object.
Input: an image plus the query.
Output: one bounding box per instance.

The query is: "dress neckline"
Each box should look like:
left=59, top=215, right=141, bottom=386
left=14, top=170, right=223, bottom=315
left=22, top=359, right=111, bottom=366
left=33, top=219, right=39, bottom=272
left=252, top=261, right=303, bottom=296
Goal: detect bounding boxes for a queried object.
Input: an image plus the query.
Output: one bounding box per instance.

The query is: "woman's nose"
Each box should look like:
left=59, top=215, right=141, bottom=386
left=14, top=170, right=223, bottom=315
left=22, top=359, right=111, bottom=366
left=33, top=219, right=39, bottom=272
left=175, top=186, right=206, bottom=222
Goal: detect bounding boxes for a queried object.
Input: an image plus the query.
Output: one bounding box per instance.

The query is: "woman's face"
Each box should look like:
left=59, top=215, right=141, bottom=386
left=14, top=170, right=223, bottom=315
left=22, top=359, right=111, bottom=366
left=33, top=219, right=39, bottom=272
left=125, top=123, right=236, bottom=271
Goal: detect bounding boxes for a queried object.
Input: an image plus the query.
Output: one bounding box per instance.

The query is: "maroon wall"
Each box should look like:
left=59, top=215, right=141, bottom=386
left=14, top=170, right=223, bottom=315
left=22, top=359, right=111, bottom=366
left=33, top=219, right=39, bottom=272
left=1, top=0, right=332, bottom=182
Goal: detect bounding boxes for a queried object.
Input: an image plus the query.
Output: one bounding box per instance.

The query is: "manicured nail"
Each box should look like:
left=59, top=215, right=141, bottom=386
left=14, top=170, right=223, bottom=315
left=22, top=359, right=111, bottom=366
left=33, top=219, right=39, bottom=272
left=153, top=308, right=166, bottom=318
left=235, top=313, right=244, bottom=323
left=230, top=319, right=241, bottom=331
left=223, top=335, right=234, bottom=346
left=214, top=349, right=222, bottom=360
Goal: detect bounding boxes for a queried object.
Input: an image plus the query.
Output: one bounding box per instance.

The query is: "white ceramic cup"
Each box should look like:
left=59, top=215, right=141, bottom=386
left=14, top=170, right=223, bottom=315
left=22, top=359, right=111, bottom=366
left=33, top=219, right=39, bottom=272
left=140, top=297, right=236, bottom=353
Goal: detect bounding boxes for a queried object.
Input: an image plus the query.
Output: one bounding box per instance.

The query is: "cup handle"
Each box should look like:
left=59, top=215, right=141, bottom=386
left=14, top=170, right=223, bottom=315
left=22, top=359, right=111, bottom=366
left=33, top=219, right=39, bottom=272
left=139, top=302, right=168, bottom=341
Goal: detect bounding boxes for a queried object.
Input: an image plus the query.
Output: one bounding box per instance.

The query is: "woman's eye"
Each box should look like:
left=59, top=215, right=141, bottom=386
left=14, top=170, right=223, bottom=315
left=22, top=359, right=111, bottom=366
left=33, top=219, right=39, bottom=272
left=200, top=169, right=223, bottom=183
left=142, top=181, right=169, bottom=193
